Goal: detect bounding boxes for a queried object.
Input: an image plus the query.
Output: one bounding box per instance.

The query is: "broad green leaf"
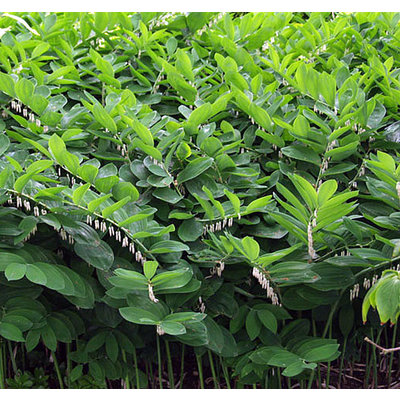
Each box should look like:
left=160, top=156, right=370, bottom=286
left=92, top=104, right=117, bottom=133
left=242, top=236, right=260, bottom=260
left=102, top=196, right=131, bottom=218
left=177, top=157, right=214, bottom=184
left=73, top=183, right=90, bottom=206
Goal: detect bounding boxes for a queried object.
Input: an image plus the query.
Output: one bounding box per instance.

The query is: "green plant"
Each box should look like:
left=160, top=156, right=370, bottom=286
left=0, top=11, right=399, bottom=389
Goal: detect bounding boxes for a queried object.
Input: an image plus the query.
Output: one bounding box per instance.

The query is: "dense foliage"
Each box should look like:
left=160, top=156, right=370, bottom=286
left=0, top=11, right=400, bottom=389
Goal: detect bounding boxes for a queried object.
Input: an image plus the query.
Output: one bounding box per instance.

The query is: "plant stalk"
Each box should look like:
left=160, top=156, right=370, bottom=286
left=195, top=353, right=204, bottom=389
left=156, top=334, right=163, bottom=389
left=51, top=350, right=64, bottom=389
left=165, top=340, right=175, bottom=389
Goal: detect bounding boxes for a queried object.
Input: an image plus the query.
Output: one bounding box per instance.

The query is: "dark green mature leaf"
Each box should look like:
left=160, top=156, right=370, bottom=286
left=177, top=157, right=213, bottom=184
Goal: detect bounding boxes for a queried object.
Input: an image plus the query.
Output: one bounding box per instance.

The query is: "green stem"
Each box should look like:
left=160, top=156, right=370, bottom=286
left=365, top=338, right=371, bottom=388
left=179, top=344, right=185, bottom=389
left=133, top=347, right=140, bottom=389
left=156, top=334, right=163, bottom=389
left=220, top=356, right=231, bottom=389
left=208, top=350, right=219, bottom=388
left=165, top=341, right=175, bottom=389
left=264, top=370, right=268, bottom=389
left=338, top=336, right=348, bottom=388
left=317, top=364, right=321, bottom=389
left=121, top=349, right=130, bottom=389
left=277, top=367, right=282, bottom=389
left=388, top=323, right=398, bottom=387
left=0, top=341, right=5, bottom=389
left=307, top=370, right=315, bottom=389
left=326, top=323, right=332, bottom=388
left=7, top=341, right=17, bottom=376
left=195, top=353, right=204, bottom=389
left=51, top=350, right=64, bottom=389
left=66, top=343, right=72, bottom=388
left=371, top=328, right=382, bottom=389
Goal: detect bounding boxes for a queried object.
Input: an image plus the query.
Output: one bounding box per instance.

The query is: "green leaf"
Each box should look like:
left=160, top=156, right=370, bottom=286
left=87, top=194, right=112, bottom=213
left=176, top=49, right=194, bottom=82
left=102, top=196, right=131, bottom=218
left=48, top=134, right=66, bottom=164
left=144, top=261, right=158, bottom=280
left=242, top=236, right=260, bottom=260
left=150, top=241, right=190, bottom=254
left=281, top=144, right=320, bottom=165
left=224, top=189, right=241, bottom=214
left=95, top=176, right=119, bottom=193
left=244, top=196, right=272, bottom=214
left=0, top=71, right=16, bottom=97
left=15, top=78, right=34, bottom=105
left=0, top=322, right=25, bottom=342
left=5, top=263, right=26, bottom=281
left=25, top=264, right=47, bottom=286
left=92, top=103, right=117, bottom=133
left=0, top=133, right=10, bottom=157
left=112, top=181, right=139, bottom=202
left=160, top=321, right=186, bottom=335
left=289, top=173, right=318, bottom=210
left=257, top=309, right=278, bottom=334
left=74, top=241, right=114, bottom=270
left=178, top=218, right=204, bottom=242
left=317, top=180, right=337, bottom=206
left=246, top=309, right=261, bottom=340
left=77, top=164, right=98, bottom=183
left=131, top=119, right=154, bottom=146
left=119, top=306, right=160, bottom=325
left=72, top=183, right=90, bottom=206
left=177, top=157, right=214, bottom=184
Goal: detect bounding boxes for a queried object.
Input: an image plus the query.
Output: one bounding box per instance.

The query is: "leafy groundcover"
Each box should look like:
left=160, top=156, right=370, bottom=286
left=0, top=11, right=400, bottom=389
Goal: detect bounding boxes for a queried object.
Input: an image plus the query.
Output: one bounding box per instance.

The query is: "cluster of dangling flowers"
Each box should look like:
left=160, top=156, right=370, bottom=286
left=8, top=100, right=49, bottom=132
left=313, top=104, right=338, bottom=116
left=198, top=296, right=206, bottom=313
left=344, top=120, right=367, bottom=135
left=156, top=325, right=165, bottom=336
left=261, top=35, right=276, bottom=52
left=391, top=264, right=400, bottom=272
left=295, top=54, right=315, bottom=64
left=148, top=283, right=159, bottom=303
left=252, top=267, right=281, bottom=306
left=210, top=260, right=225, bottom=277
left=315, top=44, right=327, bottom=56
left=396, top=182, right=400, bottom=201
left=350, top=163, right=366, bottom=190
left=9, top=195, right=49, bottom=218
left=349, top=283, right=360, bottom=301
left=22, top=225, right=38, bottom=242
left=195, top=12, right=223, bottom=35
left=116, top=143, right=128, bottom=158
left=350, top=274, right=380, bottom=301
left=271, top=144, right=283, bottom=159
left=307, top=219, right=317, bottom=260
left=85, top=215, right=146, bottom=266
left=333, top=250, right=350, bottom=257
left=59, top=228, right=75, bottom=245
left=149, top=12, right=177, bottom=30
left=319, top=140, right=338, bottom=177
left=54, top=166, right=78, bottom=185
left=363, top=277, right=372, bottom=290
left=203, top=217, right=234, bottom=236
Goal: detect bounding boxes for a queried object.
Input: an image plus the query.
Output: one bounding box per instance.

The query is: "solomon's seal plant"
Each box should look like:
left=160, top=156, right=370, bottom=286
left=0, top=11, right=399, bottom=389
